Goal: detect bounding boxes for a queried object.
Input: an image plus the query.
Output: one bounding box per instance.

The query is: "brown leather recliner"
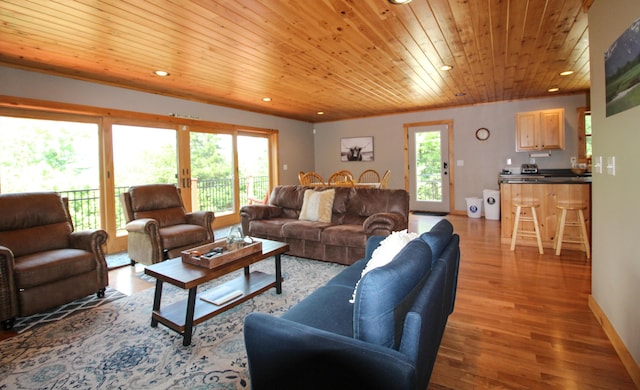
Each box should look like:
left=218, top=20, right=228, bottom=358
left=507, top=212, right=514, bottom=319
left=0, top=192, right=109, bottom=329
left=120, top=184, right=215, bottom=265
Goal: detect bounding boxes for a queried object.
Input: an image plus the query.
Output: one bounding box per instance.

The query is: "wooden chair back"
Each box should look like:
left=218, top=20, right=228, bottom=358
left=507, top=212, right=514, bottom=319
left=358, top=169, right=380, bottom=183
left=300, top=171, right=325, bottom=186
left=328, top=172, right=355, bottom=187
left=380, top=170, right=391, bottom=189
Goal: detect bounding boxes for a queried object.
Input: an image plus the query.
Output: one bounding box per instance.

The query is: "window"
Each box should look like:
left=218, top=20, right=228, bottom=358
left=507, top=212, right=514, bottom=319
left=1, top=97, right=278, bottom=254
left=577, top=107, right=591, bottom=161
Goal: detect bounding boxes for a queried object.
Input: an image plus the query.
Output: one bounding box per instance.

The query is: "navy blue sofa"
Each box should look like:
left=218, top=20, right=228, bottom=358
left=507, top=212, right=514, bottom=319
left=243, top=219, right=460, bottom=390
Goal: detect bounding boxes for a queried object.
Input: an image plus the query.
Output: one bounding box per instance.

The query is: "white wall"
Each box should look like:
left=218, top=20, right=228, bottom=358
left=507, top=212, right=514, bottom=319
left=0, top=66, right=316, bottom=185
left=314, top=94, right=586, bottom=212
left=589, top=1, right=640, bottom=367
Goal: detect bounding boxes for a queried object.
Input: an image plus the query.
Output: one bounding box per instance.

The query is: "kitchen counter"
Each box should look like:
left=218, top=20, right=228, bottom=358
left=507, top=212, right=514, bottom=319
left=499, top=169, right=591, bottom=184
left=500, top=176, right=591, bottom=251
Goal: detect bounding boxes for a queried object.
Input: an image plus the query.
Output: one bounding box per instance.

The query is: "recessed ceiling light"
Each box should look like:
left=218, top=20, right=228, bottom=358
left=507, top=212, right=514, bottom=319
left=317, top=111, right=325, bottom=115
left=548, top=87, right=560, bottom=92
left=455, top=92, right=466, bottom=97
left=388, top=0, right=412, bottom=4
left=154, top=70, right=170, bottom=77
left=262, top=97, right=272, bottom=102
left=560, top=70, right=574, bottom=76
left=440, top=65, right=453, bottom=71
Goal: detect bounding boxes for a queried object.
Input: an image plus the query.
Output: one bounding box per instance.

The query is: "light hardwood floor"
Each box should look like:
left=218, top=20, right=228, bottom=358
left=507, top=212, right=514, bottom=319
left=2, top=214, right=636, bottom=388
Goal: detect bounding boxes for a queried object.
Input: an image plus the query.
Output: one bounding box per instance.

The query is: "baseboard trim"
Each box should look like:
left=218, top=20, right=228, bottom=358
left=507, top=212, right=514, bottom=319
left=588, top=295, right=640, bottom=388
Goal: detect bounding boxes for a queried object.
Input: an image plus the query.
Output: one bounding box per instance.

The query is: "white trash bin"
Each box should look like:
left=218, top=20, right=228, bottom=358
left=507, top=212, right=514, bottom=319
left=465, top=197, right=483, bottom=218
left=483, top=189, right=500, bottom=220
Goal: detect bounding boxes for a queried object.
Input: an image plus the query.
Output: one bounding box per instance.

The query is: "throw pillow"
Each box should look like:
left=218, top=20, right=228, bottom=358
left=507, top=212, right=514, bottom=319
left=349, top=229, right=418, bottom=303
left=298, top=189, right=335, bottom=223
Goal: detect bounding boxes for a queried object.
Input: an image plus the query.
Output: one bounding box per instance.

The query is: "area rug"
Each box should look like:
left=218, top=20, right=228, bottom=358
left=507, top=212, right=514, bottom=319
left=12, top=287, right=126, bottom=334
left=0, top=255, right=345, bottom=389
left=106, top=251, right=131, bottom=269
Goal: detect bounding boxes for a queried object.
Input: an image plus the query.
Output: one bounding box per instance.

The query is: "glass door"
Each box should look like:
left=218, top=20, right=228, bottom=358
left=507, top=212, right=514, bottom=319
left=237, top=134, right=270, bottom=207
left=188, top=128, right=235, bottom=227
left=407, top=122, right=451, bottom=213
left=112, top=124, right=178, bottom=232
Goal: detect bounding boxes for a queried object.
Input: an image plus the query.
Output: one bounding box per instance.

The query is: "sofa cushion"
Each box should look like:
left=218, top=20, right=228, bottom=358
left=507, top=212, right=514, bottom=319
left=159, top=224, right=209, bottom=250
left=349, top=230, right=418, bottom=303
left=129, top=185, right=187, bottom=227
left=299, top=189, right=335, bottom=223
left=352, top=239, right=432, bottom=348
left=282, top=221, right=329, bottom=241
left=0, top=192, right=73, bottom=257
left=14, top=248, right=97, bottom=288
left=248, top=219, right=289, bottom=238
left=320, top=224, right=365, bottom=247
left=282, top=285, right=355, bottom=337
left=419, top=219, right=453, bottom=261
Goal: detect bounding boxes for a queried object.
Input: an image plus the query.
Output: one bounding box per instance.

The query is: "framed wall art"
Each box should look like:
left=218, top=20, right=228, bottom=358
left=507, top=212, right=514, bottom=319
left=340, top=136, right=374, bottom=161
left=605, top=16, right=640, bottom=117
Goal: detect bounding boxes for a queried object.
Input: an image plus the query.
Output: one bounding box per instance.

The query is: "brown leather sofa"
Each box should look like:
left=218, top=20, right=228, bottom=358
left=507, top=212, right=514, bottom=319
left=240, top=185, right=409, bottom=265
left=0, top=192, right=108, bottom=329
left=120, top=184, right=215, bottom=265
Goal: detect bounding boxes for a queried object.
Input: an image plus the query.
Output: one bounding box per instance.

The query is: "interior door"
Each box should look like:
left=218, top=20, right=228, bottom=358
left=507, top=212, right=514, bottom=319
left=408, top=123, right=451, bottom=213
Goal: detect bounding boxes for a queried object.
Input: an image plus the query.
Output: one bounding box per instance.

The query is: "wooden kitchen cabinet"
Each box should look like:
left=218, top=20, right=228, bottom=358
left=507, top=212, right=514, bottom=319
left=500, top=183, right=591, bottom=251
left=516, top=108, right=565, bottom=151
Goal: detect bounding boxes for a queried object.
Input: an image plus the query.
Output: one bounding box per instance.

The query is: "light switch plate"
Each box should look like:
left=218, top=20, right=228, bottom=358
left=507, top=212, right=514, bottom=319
left=607, top=156, right=616, bottom=176
left=595, top=156, right=603, bottom=174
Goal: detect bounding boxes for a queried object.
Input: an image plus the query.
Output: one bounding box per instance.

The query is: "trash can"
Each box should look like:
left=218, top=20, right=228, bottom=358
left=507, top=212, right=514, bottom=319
left=465, top=197, right=483, bottom=218
left=483, top=189, right=500, bottom=220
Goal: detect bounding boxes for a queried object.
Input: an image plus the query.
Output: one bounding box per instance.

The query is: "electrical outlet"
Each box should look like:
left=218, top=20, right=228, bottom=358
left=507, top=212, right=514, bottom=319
left=530, top=157, right=535, bottom=164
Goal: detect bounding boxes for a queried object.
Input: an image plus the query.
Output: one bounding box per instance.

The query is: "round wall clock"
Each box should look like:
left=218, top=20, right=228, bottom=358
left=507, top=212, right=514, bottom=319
left=475, top=127, right=490, bottom=141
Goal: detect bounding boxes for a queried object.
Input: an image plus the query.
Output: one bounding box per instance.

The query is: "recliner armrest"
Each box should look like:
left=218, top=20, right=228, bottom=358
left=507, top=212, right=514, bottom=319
left=363, top=212, right=406, bottom=235
left=0, top=246, right=18, bottom=321
left=244, top=312, right=416, bottom=390
left=69, top=229, right=108, bottom=253
left=240, top=204, right=282, bottom=221
left=125, top=218, right=159, bottom=234
left=185, top=210, right=215, bottom=227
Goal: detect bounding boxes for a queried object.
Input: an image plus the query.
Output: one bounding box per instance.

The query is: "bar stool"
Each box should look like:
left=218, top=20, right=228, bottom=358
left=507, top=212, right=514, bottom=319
left=510, top=199, right=544, bottom=254
left=554, top=202, right=591, bottom=258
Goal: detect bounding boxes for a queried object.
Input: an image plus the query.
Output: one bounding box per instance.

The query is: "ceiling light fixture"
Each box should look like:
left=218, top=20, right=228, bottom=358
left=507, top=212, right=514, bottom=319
left=440, top=65, right=453, bottom=71
left=548, top=87, right=560, bottom=92
left=560, top=70, right=574, bottom=76
left=154, top=70, right=170, bottom=77
left=262, top=97, right=272, bottom=102
left=316, top=111, right=325, bottom=115
left=455, top=92, right=466, bottom=97
left=388, top=0, right=412, bottom=4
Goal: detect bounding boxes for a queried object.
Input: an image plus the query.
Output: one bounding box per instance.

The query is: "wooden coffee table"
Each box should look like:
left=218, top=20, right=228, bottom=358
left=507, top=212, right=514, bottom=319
left=144, top=238, right=289, bottom=346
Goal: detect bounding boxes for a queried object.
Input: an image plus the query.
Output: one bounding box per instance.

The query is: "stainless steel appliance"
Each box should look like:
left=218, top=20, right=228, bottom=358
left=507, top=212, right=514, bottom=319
left=521, top=163, right=538, bottom=174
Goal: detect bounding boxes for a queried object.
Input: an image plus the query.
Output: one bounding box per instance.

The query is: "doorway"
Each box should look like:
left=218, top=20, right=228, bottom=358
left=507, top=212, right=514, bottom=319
left=406, top=121, right=453, bottom=213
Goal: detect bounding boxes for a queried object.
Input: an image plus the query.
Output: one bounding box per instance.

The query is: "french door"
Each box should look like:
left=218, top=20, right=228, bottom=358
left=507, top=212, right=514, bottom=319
left=406, top=121, right=452, bottom=213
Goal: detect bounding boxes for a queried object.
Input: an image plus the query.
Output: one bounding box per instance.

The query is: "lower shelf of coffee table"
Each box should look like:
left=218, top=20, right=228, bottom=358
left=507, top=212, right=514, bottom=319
left=152, top=270, right=275, bottom=333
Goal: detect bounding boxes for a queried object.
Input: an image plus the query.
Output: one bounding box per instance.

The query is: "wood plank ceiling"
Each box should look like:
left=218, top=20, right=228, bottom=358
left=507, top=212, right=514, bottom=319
left=0, top=0, right=590, bottom=123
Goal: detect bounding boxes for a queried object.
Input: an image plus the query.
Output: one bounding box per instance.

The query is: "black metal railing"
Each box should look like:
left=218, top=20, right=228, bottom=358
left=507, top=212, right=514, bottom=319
left=59, top=175, right=270, bottom=232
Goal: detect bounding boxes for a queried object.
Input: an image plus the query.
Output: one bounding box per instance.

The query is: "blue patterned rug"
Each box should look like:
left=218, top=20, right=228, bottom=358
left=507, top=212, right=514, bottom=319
left=0, top=256, right=345, bottom=389
left=12, top=287, right=126, bottom=334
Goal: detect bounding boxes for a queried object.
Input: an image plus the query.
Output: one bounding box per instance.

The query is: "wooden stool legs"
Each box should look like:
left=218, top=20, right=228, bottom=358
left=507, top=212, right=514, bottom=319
left=510, top=202, right=544, bottom=254
left=554, top=205, right=591, bottom=258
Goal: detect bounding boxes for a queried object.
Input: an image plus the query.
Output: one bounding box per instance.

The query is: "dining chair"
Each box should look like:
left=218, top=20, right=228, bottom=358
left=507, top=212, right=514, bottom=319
left=300, top=171, right=325, bottom=186
left=358, top=169, right=380, bottom=184
left=380, top=170, right=391, bottom=189
left=328, top=172, right=355, bottom=187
